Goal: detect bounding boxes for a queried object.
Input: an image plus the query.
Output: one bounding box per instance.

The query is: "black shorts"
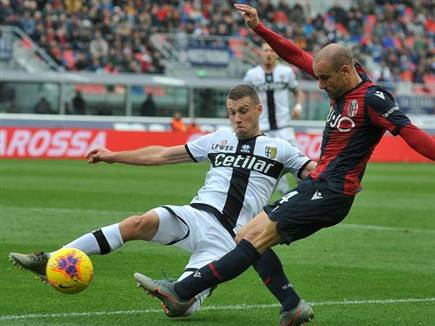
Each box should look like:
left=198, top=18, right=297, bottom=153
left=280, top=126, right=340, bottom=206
left=264, top=178, right=355, bottom=244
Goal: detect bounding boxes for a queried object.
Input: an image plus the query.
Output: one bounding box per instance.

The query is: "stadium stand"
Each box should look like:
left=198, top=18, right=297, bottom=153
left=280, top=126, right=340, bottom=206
left=0, top=0, right=433, bottom=86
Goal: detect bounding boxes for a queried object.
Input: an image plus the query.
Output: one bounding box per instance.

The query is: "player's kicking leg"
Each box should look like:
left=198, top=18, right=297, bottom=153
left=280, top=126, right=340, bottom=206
left=9, top=209, right=161, bottom=281
left=135, top=206, right=231, bottom=317
left=136, top=212, right=314, bottom=324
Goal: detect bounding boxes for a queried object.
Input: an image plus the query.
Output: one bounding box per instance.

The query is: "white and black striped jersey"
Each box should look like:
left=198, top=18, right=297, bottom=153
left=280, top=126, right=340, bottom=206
left=185, top=129, right=310, bottom=234
left=243, top=64, right=298, bottom=131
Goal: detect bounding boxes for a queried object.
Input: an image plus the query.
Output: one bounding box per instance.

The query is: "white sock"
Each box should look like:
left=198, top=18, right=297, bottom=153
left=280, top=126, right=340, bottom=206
left=50, top=223, right=124, bottom=257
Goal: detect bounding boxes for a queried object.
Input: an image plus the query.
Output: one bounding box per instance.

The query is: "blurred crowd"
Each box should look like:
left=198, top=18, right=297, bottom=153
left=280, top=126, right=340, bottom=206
left=0, top=0, right=433, bottom=84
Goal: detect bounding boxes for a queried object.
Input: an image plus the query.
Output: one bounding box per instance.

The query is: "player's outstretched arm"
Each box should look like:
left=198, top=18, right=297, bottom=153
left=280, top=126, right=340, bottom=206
left=365, top=89, right=435, bottom=162
left=399, top=125, right=435, bottom=161
left=85, top=145, right=193, bottom=165
left=234, top=3, right=315, bottom=77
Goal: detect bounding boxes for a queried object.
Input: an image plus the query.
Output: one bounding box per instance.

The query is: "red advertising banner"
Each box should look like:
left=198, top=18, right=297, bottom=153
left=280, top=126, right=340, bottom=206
left=0, top=127, right=198, bottom=159
left=0, top=127, right=433, bottom=162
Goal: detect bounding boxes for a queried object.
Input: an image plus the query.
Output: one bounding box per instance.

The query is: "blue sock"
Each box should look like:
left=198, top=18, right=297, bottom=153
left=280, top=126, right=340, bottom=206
left=253, top=249, right=300, bottom=311
left=174, top=239, right=261, bottom=300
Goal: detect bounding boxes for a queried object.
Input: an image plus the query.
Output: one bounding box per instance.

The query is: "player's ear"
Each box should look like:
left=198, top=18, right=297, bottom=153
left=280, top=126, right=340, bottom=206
left=257, top=104, right=263, bottom=115
left=340, top=64, right=352, bottom=76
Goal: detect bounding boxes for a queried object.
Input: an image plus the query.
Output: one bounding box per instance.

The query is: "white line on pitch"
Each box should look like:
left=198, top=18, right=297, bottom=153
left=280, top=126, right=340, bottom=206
left=1, top=297, right=434, bottom=321
left=2, top=205, right=435, bottom=235
left=0, top=205, right=133, bottom=216
left=338, top=223, right=435, bottom=234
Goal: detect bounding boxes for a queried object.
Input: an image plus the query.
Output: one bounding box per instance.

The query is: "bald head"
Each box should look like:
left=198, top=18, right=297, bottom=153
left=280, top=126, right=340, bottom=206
left=314, top=43, right=353, bottom=72
left=313, top=43, right=362, bottom=99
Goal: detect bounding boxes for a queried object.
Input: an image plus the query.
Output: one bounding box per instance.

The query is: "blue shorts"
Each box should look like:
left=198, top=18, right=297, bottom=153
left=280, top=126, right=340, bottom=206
left=264, top=178, right=355, bottom=244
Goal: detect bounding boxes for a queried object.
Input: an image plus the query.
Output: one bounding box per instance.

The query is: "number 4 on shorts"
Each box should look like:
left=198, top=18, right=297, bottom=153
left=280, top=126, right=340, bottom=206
left=279, top=190, right=298, bottom=204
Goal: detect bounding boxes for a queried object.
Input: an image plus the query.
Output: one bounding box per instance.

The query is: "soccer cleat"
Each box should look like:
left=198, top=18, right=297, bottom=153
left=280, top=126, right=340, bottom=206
left=134, top=272, right=196, bottom=317
left=9, top=252, right=49, bottom=283
left=280, top=300, right=314, bottom=326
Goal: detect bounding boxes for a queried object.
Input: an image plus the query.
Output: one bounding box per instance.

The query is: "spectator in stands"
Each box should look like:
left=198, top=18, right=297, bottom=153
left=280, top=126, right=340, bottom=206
left=171, top=111, right=187, bottom=132
left=140, top=93, right=157, bottom=116
left=89, top=30, right=109, bottom=61
left=2, top=0, right=433, bottom=86
left=72, top=90, right=86, bottom=115
left=187, top=119, right=202, bottom=133
left=34, top=96, right=53, bottom=114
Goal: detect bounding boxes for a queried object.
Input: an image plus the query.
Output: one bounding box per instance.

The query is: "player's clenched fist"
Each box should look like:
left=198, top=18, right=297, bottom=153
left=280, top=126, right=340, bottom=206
left=234, top=4, right=260, bottom=30
left=85, top=147, right=114, bottom=164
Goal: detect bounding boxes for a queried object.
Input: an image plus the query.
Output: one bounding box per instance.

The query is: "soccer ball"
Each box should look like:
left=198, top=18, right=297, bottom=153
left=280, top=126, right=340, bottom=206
left=46, top=248, right=93, bottom=294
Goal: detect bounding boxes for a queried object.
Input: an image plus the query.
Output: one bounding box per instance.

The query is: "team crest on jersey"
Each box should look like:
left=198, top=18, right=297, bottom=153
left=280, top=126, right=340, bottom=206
left=347, top=100, right=359, bottom=117
left=240, top=144, right=251, bottom=153
left=265, top=146, right=277, bottom=159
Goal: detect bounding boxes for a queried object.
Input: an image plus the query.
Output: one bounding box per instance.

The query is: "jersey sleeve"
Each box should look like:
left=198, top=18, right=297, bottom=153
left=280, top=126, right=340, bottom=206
left=254, top=22, right=315, bottom=77
left=399, top=124, right=435, bottom=161
left=366, top=88, right=411, bottom=136
left=243, top=70, right=253, bottom=84
left=280, top=141, right=311, bottom=177
left=185, top=132, right=215, bottom=162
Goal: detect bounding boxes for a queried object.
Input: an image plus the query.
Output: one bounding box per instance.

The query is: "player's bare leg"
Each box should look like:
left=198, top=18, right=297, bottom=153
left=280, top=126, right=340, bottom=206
left=236, top=211, right=282, bottom=253
left=8, top=210, right=159, bottom=282
left=119, top=210, right=160, bottom=241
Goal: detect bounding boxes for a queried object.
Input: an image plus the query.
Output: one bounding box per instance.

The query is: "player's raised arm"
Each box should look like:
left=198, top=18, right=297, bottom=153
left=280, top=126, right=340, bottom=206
left=85, top=145, right=193, bottom=166
left=234, top=3, right=315, bottom=77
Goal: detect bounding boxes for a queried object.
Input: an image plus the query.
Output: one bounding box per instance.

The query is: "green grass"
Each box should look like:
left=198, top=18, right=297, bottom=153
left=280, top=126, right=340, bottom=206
left=0, top=160, right=434, bottom=325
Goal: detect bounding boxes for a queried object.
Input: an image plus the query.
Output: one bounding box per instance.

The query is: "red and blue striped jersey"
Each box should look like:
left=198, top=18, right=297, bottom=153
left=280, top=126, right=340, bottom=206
left=310, top=76, right=410, bottom=194
left=254, top=22, right=414, bottom=195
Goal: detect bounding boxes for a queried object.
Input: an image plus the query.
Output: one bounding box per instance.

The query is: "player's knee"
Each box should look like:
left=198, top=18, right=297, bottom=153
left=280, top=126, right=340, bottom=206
left=121, top=212, right=159, bottom=241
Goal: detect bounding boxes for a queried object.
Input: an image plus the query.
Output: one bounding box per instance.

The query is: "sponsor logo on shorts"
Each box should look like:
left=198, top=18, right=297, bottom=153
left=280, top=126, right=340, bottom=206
left=311, top=190, right=323, bottom=200
left=193, top=271, right=202, bottom=278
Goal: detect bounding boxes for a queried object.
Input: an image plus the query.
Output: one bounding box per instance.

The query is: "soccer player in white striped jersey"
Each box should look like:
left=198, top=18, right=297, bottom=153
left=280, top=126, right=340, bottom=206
left=9, top=85, right=316, bottom=321
left=244, top=42, right=305, bottom=194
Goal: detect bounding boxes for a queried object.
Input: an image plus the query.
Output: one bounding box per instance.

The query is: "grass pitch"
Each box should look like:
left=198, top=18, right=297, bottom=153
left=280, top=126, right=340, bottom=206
left=0, top=159, right=434, bottom=325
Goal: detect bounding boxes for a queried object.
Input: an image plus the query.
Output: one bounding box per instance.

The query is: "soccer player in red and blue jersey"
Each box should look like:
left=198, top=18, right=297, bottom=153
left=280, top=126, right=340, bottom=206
left=135, top=4, right=435, bottom=325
